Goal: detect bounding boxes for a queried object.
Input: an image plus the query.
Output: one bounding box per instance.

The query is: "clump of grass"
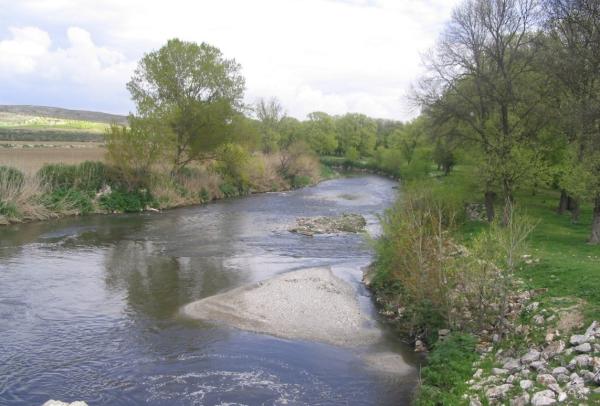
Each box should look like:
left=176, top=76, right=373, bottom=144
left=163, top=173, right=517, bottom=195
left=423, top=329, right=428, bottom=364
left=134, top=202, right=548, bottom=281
left=415, top=333, right=479, bottom=406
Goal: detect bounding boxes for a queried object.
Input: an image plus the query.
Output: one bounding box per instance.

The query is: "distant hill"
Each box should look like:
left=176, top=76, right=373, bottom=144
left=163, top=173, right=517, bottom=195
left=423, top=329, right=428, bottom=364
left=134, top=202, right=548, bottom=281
left=0, top=105, right=128, bottom=125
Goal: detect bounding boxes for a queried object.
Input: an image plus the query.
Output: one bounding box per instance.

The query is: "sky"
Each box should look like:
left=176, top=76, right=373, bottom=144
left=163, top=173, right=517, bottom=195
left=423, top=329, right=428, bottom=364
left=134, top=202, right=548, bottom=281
left=0, top=0, right=460, bottom=121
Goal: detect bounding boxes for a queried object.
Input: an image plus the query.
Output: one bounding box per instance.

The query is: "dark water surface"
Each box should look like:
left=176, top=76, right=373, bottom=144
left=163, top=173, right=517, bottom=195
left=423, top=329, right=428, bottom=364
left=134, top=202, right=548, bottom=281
left=0, top=176, right=418, bottom=406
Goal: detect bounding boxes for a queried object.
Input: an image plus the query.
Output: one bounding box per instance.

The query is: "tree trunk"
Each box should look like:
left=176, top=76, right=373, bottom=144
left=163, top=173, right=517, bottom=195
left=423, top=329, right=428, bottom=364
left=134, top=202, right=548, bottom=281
left=485, top=191, right=496, bottom=222
left=569, top=198, right=581, bottom=224
left=589, top=196, right=600, bottom=244
left=557, top=190, right=568, bottom=214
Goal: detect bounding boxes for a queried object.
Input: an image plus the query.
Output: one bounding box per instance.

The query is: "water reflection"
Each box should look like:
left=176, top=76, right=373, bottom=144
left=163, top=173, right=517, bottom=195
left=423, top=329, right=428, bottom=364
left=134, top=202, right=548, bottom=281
left=0, top=176, right=418, bottom=405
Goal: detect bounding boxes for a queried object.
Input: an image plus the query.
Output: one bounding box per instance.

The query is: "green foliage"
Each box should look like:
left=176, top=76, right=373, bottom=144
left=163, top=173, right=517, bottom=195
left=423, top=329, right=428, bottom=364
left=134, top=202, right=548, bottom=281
left=127, top=38, right=245, bottom=171
left=335, top=113, right=377, bottom=157
left=304, top=112, right=338, bottom=155
left=0, top=201, right=19, bottom=218
left=415, top=333, right=478, bottom=406
left=37, top=161, right=108, bottom=192
left=104, top=119, right=165, bottom=188
left=0, top=166, right=25, bottom=191
left=215, top=143, right=251, bottom=193
left=218, top=181, right=240, bottom=198
left=99, top=189, right=154, bottom=213
left=42, top=188, right=94, bottom=214
left=291, top=175, right=312, bottom=189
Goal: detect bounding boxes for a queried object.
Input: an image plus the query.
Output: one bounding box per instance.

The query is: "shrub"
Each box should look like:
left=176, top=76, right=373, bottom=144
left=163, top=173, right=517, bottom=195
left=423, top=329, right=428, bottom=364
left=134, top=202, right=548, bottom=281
left=0, top=201, right=19, bottom=218
left=219, top=181, right=239, bottom=198
left=38, top=164, right=78, bottom=190
left=415, top=333, right=478, bottom=406
left=37, top=161, right=110, bottom=192
left=41, top=188, right=94, bottom=214
left=99, top=189, right=154, bottom=213
left=0, top=166, right=25, bottom=191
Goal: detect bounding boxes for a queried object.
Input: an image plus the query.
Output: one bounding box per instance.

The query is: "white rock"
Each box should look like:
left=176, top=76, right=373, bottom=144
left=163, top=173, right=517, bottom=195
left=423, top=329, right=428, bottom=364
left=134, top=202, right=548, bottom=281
left=43, top=402, right=88, bottom=406
left=569, top=355, right=591, bottom=369
left=552, top=366, right=569, bottom=376
left=473, top=368, right=483, bottom=379
left=531, top=390, right=557, bottom=405
left=557, top=392, right=567, bottom=402
left=503, top=358, right=521, bottom=372
left=469, top=398, right=482, bottom=406
left=486, top=384, right=512, bottom=400
left=510, top=393, right=530, bottom=406
left=522, top=349, right=541, bottom=364
left=570, top=334, right=587, bottom=346
left=537, top=374, right=557, bottom=386
left=533, top=314, right=545, bottom=325
left=493, top=368, right=509, bottom=375
left=542, top=340, right=565, bottom=360
left=520, top=379, right=534, bottom=390
left=574, top=342, right=591, bottom=353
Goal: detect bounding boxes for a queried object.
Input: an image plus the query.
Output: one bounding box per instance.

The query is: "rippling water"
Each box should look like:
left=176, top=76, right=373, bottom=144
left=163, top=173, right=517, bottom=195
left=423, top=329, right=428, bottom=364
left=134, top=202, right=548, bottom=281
left=0, top=176, right=418, bottom=405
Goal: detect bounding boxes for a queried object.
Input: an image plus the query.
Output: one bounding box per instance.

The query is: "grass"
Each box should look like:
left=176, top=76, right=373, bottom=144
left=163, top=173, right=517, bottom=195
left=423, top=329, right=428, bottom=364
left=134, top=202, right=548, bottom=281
left=458, top=186, right=600, bottom=322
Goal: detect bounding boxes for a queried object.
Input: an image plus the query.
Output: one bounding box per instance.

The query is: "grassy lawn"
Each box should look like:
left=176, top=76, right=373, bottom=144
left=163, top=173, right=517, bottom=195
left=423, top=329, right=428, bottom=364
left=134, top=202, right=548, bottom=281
left=458, top=179, right=600, bottom=323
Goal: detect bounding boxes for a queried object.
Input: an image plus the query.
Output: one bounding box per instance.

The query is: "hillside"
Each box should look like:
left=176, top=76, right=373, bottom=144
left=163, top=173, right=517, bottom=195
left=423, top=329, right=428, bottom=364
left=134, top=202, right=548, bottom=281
left=0, top=105, right=127, bottom=125
left=0, top=105, right=128, bottom=142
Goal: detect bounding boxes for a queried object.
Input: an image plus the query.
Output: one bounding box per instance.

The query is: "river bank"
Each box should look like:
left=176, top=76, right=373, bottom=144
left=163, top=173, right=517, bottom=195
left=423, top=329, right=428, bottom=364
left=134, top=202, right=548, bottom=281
left=0, top=152, right=333, bottom=226
left=367, top=167, right=600, bottom=405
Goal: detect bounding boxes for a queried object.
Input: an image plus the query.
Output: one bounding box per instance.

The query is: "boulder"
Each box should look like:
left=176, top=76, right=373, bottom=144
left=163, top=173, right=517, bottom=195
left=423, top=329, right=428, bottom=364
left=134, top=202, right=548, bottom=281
left=503, top=358, right=521, bottom=372
left=485, top=384, right=512, bottom=400
left=510, top=393, right=530, bottom=406
left=536, top=374, right=557, bottom=386
left=573, top=342, right=592, bottom=353
left=520, top=379, right=533, bottom=390
left=542, top=340, right=565, bottom=360
left=531, top=390, right=556, bottom=405
left=521, top=349, right=541, bottom=364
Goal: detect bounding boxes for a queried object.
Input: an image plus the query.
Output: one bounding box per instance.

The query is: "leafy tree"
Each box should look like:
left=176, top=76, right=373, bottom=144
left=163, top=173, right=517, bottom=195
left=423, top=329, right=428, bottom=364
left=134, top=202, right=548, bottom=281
left=335, top=113, right=377, bottom=157
left=255, top=97, right=285, bottom=153
left=127, top=39, right=245, bottom=172
left=304, top=111, right=338, bottom=155
left=544, top=0, right=600, bottom=243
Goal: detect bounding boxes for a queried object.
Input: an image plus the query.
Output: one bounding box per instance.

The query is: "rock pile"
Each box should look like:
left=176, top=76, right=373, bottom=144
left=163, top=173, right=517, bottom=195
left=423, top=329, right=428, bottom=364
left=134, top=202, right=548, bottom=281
left=289, top=213, right=367, bottom=236
left=468, top=320, right=599, bottom=405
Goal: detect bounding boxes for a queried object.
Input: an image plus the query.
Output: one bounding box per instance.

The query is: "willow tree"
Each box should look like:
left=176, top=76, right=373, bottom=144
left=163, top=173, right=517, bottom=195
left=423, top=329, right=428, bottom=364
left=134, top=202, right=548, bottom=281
left=127, top=39, right=245, bottom=172
left=418, top=0, right=549, bottom=222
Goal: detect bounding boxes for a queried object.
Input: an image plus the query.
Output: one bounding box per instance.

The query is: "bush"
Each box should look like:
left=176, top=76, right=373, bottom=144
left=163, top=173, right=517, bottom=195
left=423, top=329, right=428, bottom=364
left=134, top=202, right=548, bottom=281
left=0, top=166, right=25, bottom=191
left=0, top=201, right=19, bottom=218
left=99, top=189, right=154, bottom=213
left=218, top=181, right=239, bottom=198
left=41, top=188, right=94, bottom=214
left=37, top=161, right=109, bottom=192
left=38, top=164, right=78, bottom=190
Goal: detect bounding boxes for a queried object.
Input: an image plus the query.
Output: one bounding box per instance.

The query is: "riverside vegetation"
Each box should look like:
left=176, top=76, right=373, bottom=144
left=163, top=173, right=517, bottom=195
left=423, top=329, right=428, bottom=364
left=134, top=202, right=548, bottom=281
left=2, top=0, right=600, bottom=404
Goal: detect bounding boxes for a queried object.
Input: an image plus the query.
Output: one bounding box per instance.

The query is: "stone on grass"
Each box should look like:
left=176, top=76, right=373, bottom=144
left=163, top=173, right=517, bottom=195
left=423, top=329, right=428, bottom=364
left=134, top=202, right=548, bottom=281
left=573, top=342, right=592, bottom=353
left=537, top=374, right=557, bottom=386
left=486, top=384, right=512, bottom=400
left=531, top=390, right=556, bottom=405
left=520, top=379, right=533, bottom=390
left=521, top=349, right=541, bottom=364
left=510, top=393, right=530, bottom=406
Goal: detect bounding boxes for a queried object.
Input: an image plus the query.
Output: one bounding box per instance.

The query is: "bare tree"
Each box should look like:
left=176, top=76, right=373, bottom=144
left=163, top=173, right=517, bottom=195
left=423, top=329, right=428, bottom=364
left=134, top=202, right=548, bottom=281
left=418, top=0, right=548, bottom=222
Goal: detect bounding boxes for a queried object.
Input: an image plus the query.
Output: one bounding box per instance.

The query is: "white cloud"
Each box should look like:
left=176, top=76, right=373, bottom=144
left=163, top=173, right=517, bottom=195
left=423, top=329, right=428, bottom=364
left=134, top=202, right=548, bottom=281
left=0, top=0, right=461, bottom=119
left=0, top=26, right=51, bottom=74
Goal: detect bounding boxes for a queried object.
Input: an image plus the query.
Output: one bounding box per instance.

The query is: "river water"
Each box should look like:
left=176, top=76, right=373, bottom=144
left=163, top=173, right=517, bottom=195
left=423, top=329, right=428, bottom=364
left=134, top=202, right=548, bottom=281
left=0, top=176, right=418, bottom=405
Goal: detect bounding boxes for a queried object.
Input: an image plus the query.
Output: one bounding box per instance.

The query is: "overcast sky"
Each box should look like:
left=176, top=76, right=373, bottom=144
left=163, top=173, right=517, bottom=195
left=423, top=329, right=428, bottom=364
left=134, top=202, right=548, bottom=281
left=0, top=0, right=460, bottom=121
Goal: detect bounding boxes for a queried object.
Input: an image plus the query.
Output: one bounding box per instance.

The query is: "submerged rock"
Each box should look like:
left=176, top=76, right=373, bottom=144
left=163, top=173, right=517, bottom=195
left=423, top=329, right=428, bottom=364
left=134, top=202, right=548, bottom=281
left=289, top=213, right=367, bottom=236
left=43, top=401, right=88, bottom=406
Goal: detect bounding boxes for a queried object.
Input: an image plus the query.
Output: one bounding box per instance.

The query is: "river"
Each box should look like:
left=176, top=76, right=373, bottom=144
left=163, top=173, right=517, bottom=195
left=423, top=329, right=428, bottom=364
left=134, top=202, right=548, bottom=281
left=0, top=175, right=418, bottom=405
